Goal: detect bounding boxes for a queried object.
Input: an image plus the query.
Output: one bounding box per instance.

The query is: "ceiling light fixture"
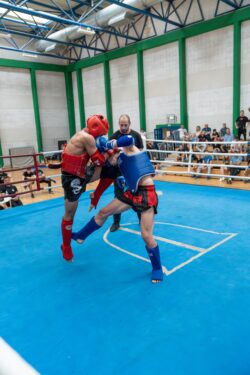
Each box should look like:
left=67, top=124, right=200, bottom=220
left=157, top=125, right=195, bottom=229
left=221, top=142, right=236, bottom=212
left=0, top=32, right=11, bottom=38
left=22, top=52, right=38, bottom=58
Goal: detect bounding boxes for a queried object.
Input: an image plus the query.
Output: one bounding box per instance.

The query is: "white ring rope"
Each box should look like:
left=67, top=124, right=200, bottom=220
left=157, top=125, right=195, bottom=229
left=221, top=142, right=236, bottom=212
left=147, top=138, right=250, bottom=182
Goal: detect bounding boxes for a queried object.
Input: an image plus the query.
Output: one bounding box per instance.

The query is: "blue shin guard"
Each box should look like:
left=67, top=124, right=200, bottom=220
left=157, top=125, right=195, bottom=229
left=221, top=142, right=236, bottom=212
left=146, top=245, right=163, bottom=281
left=72, top=217, right=101, bottom=242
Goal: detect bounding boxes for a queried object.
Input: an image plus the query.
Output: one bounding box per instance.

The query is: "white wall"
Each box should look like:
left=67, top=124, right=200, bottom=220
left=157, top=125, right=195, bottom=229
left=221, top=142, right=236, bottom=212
left=0, top=67, right=37, bottom=162
left=82, top=64, right=106, bottom=120
left=186, top=26, right=233, bottom=133
left=144, top=42, right=180, bottom=133
left=110, top=55, right=140, bottom=132
left=36, top=71, right=69, bottom=151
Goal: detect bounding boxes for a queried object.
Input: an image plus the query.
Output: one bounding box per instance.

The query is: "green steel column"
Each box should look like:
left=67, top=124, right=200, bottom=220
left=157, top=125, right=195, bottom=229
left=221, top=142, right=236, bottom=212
left=178, top=38, right=188, bottom=129
left=76, top=68, right=86, bottom=129
left=137, top=50, right=146, bottom=131
left=30, top=69, right=43, bottom=153
left=64, top=71, right=76, bottom=137
left=103, top=60, right=113, bottom=136
left=0, top=139, right=3, bottom=167
left=233, top=21, right=241, bottom=136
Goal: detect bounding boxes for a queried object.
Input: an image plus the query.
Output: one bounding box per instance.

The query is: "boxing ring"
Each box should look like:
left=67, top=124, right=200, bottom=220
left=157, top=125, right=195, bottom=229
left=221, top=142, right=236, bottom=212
left=0, top=176, right=250, bottom=374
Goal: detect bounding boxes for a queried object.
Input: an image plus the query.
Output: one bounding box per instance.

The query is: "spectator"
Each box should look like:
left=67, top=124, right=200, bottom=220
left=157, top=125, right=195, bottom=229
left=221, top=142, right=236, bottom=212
left=235, top=110, right=249, bottom=141
left=202, top=124, right=212, bottom=141
left=0, top=168, right=9, bottom=184
left=33, top=168, right=56, bottom=194
left=192, top=151, right=213, bottom=179
left=22, top=167, right=35, bottom=198
left=1, top=175, right=23, bottom=207
left=146, top=141, right=160, bottom=170
left=211, top=129, right=222, bottom=160
left=195, top=125, right=201, bottom=140
left=220, top=123, right=228, bottom=138
left=220, top=146, right=243, bottom=184
left=196, top=131, right=208, bottom=153
left=221, top=128, right=234, bottom=153
left=176, top=143, right=189, bottom=164
left=177, top=124, right=188, bottom=141
left=244, top=156, right=250, bottom=183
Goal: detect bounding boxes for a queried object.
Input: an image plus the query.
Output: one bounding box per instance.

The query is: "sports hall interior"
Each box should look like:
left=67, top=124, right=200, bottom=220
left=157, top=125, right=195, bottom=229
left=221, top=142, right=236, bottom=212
left=0, top=1, right=250, bottom=375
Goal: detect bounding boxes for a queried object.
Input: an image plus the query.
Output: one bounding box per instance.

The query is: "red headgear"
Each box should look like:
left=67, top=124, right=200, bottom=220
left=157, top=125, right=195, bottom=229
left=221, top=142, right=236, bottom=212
left=87, top=115, right=109, bottom=138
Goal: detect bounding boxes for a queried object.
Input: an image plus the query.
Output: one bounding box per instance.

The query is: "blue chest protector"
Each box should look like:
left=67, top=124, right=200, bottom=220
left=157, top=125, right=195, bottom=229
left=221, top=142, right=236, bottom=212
left=118, top=151, right=155, bottom=192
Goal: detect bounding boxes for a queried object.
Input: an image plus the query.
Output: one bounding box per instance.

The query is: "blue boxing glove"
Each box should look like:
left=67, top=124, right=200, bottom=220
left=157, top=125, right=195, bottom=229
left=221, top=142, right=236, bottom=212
left=96, top=136, right=109, bottom=153
left=96, top=135, right=134, bottom=152
left=116, top=176, right=128, bottom=192
left=116, top=135, right=134, bottom=147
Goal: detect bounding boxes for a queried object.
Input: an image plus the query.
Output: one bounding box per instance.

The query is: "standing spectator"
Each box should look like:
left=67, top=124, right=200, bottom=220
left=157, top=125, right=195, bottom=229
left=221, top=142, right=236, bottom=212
left=109, top=114, right=144, bottom=232
left=235, top=110, right=249, bottom=141
left=202, top=124, right=212, bottom=141
left=220, top=123, right=228, bottom=138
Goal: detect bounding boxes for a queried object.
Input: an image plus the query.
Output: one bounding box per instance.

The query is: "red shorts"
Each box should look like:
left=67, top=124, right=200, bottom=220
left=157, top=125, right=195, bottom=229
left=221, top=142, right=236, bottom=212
left=117, top=185, right=158, bottom=214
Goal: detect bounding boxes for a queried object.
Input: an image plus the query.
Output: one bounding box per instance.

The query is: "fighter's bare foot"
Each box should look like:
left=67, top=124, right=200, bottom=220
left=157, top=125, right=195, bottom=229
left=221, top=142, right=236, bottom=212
left=72, top=232, right=84, bottom=244
left=76, top=239, right=84, bottom=244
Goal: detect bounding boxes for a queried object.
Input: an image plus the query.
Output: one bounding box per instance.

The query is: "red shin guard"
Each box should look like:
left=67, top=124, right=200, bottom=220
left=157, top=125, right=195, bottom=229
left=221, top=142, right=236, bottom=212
left=61, top=218, right=73, bottom=261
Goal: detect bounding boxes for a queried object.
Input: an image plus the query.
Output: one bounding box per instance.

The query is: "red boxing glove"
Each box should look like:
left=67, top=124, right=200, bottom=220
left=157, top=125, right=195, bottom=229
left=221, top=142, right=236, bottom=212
left=107, top=147, right=120, bottom=156
left=90, top=149, right=106, bottom=167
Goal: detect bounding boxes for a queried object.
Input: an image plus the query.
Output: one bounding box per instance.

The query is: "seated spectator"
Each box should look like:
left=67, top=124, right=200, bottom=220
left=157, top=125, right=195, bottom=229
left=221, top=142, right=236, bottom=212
left=0, top=168, right=9, bottom=184
left=220, top=123, right=228, bottom=138
left=202, top=124, right=212, bottom=141
left=176, top=143, right=189, bottom=164
left=192, top=151, right=213, bottom=179
left=177, top=124, right=188, bottom=141
left=244, top=156, right=250, bottom=183
left=146, top=141, right=160, bottom=170
left=211, top=129, right=222, bottom=160
left=220, top=146, right=243, bottom=184
left=0, top=192, right=8, bottom=210
left=196, top=131, right=208, bottom=153
left=1, top=175, right=23, bottom=207
left=221, top=128, right=234, bottom=153
left=195, top=125, right=201, bottom=140
left=22, top=166, right=35, bottom=198
left=35, top=168, right=56, bottom=194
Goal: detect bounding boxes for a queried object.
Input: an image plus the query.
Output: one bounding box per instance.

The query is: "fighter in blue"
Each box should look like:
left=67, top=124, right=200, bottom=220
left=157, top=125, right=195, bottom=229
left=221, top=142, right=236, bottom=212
left=72, top=136, right=164, bottom=283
